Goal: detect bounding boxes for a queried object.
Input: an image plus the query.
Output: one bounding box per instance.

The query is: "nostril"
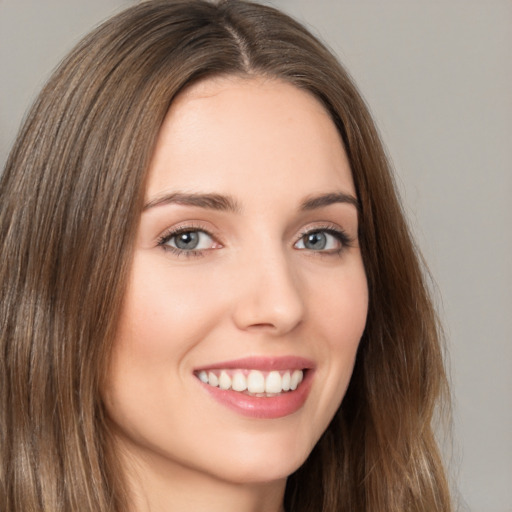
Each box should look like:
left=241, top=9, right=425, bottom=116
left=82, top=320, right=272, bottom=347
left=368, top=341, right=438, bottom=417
left=248, top=322, right=277, bottom=329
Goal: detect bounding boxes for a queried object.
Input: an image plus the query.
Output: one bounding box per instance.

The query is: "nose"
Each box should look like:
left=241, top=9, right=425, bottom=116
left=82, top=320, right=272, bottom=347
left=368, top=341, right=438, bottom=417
left=231, top=249, right=305, bottom=335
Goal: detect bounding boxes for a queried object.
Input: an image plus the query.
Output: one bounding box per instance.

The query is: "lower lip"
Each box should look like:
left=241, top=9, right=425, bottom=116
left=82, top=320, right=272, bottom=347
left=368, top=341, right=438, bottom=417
left=197, top=370, right=313, bottom=419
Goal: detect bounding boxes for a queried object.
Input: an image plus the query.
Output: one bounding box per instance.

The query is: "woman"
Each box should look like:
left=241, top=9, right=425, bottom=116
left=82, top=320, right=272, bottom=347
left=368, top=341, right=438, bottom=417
left=0, top=1, right=452, bottom=510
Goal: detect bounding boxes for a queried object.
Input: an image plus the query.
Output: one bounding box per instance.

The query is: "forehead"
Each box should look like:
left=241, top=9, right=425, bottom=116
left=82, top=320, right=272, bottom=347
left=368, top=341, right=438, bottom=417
left=146, top=76, right=355, bottom=202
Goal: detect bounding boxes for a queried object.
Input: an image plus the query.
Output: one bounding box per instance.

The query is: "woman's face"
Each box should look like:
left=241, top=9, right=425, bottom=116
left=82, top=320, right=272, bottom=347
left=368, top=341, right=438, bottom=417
left=103, top=76, right=368, bottom=486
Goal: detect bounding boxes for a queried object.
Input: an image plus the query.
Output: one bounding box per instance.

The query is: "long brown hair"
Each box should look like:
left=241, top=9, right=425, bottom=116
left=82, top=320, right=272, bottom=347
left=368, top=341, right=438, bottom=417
left=0, top=1, right=451, bottom=510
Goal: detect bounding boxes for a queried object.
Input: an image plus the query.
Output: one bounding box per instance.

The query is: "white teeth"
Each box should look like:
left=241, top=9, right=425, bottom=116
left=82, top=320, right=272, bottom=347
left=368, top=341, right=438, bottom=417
left=219, top=371, right=231, bottom=390
left=290, top=369, right=303, bottom=391
left=247, top=370, right=265, bottom=393
left=231, top=372, right=248, bottom=392
left=208, top=371, right=219, bottom=387
left=198, top=369, right=305, bottom=395
left=282, top=371, right=291, bottom=391
left=265, top=371, right=282, bottom=393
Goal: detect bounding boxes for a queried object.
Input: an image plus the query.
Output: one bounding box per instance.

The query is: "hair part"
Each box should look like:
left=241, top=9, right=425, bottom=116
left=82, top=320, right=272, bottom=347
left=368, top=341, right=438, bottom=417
left=0, top=1, right=451, bottom=510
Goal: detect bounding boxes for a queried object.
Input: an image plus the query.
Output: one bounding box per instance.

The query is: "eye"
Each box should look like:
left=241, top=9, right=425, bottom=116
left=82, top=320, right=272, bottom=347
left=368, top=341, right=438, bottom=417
left=158, top=228, right=218, bottom=254
left=294, top=228, right=350, bottom=253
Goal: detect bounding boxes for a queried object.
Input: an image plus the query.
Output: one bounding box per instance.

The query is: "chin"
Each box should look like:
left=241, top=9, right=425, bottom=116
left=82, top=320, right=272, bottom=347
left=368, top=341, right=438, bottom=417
left=201, top=432, right=316, bottom=485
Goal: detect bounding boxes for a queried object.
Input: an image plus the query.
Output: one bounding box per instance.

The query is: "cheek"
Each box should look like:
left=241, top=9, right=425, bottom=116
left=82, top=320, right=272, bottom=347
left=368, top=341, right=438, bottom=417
left=310, top=261, right=368, bottom=348
left=116, top=256, right=225, bottom=361
left=306, top=263, right=368, bottom=413
left=102, top=257, right=221, bottom=417
left=101, top=258, right=218, bottom=446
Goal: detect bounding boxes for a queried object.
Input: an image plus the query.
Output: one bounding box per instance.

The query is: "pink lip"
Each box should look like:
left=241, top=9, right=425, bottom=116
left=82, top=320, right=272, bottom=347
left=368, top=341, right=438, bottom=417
left=194, top=356, right=315, bottom=419
left=194, top=355, right=315, bottom=372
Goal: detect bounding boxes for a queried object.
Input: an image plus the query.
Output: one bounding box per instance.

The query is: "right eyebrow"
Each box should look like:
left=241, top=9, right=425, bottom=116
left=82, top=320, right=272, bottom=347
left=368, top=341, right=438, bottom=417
left=143, top=192, right=242, bottom=213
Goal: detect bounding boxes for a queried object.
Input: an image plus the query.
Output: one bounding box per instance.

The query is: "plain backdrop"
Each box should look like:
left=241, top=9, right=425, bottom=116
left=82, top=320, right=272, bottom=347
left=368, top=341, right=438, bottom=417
left=1, top=1, right=511, bottom=511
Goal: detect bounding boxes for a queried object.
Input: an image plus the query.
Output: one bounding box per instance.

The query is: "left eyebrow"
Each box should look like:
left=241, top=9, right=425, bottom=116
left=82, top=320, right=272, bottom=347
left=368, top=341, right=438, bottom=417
left=300, top=192, right=359, bottom=212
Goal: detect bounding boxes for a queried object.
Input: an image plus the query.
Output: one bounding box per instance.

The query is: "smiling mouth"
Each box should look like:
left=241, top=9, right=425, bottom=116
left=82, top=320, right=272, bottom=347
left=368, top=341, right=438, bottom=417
left=195, top=369, right=305, bottom=396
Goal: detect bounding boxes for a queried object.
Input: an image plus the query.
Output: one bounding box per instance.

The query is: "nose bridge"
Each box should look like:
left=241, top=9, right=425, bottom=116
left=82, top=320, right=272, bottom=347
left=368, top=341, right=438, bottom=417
left=231, top=240, right=305, bottom=334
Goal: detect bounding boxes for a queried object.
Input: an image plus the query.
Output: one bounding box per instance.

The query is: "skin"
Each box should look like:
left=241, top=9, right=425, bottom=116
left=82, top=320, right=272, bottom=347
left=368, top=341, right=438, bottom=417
left=102, top=76, right=369, bottom=512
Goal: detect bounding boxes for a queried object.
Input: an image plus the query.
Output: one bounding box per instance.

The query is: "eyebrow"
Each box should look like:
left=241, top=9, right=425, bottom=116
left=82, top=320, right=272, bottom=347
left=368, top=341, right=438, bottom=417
left=300, top=192, right=359, bottom=212
left=143, top=192, right=241, bottom=213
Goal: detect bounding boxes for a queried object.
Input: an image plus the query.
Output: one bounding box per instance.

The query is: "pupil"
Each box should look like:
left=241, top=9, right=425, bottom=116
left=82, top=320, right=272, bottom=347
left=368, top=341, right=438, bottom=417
left=175, top=231, right=199, bottom=250
left=305, top=232, right=326, bottom=250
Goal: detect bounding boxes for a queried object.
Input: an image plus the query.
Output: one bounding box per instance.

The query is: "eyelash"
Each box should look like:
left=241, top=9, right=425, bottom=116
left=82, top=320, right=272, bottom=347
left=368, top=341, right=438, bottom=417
left=156, top=223, right=353, bottom=258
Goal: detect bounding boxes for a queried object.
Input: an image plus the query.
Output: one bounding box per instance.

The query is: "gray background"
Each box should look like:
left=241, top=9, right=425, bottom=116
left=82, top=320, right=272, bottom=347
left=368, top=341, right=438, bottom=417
left=1, top=1, right=510, bottom=511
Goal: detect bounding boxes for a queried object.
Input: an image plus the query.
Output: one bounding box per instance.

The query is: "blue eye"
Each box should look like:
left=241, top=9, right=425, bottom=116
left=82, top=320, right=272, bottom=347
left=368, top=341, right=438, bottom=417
left=295, top=229, right=349, bottom=252
left=159, top=229, right=215, bottom=253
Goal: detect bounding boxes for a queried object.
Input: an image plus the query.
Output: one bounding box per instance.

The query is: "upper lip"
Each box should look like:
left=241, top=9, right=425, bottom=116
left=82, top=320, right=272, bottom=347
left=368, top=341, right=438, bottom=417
left=194, top=356, right=315, bottom=372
